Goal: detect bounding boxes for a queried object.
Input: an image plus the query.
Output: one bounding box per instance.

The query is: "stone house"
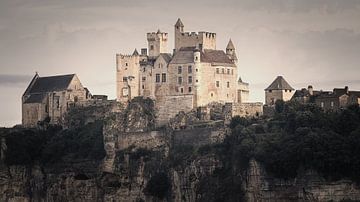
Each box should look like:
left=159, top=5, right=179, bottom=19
left=264, top=76, right=295, bottom=106
left=22, top=73, right=90, bottom=127
left=292, top=85, right=360, bottom=110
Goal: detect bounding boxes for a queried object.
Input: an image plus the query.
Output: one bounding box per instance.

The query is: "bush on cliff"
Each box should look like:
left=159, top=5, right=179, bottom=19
left=228, top=101, right=360, bottom=182
left=41, top=121, right=106, bottom=164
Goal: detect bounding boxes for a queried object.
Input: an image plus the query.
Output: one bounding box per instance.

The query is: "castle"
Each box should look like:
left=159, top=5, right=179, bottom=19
left=116, top=19, right=250, bottom=115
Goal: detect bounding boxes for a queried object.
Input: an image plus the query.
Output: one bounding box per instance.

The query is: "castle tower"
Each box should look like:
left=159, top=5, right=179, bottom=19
left=174, top=18, right=184, bottom=51
left=147, top=29, right=168, bottom=58
left=226, top=39, right=237, bottom=63
left=116, top=50, right=141, bottom=102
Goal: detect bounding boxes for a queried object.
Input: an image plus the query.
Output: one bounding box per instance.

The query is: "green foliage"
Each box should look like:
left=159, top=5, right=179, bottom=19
left=143, top=172, right=170, bottom=199
left=228, top=101, right=360, bottom=181
left=41, top=121, right=106, bottom=164
left=229, top=116, right=251, bottom=129
left=4, top=122, right=105, bottom=166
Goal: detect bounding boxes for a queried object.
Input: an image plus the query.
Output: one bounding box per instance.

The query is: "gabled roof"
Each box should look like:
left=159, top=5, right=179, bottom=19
left=202, top=49, right=235, bottom=66
left=265, top=76, right=294, bottom=91
left=170, top=47, right=196, bottom=64
left=169, top=47, right=235, bottom=66
left=27, top=74, right=75, bottom=94
left=132, top=49, right=139, bottom=56
left=159, top=53, right=172, bottom=64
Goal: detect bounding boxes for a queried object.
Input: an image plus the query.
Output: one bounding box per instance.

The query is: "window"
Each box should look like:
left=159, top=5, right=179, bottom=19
left=125, top=63, right=128, bottom=66
left=222, top=68, right=224, bottom=74
left=211, top=93, right=213, bottom=97
left=227, top=69, right=230, bottom=74
left=188, top=66, right=192, bottom=73
left=196, top=69, right=198, bottom=72
left=123, top=77, right=128, bottom=82
left=231, top=69, right=234, bottom=75
left=178, top=77, right=182, bottom=84
left=188, top=76, right=192, bottom=84
left=180, top=88, right=184, bottom=93
left=331, top=101, right=334, bottom=108
left=150, top=45, right=154, bottom=50
left=321, top=102, right=324, bottom=108
left=142, top=85, right=144, bottom=89
left=289, top=90, right=292, bottom=92
left=54, top=96, right=60, bottom=109
left=162, top=73, right=166, bottom=82
left=216, top=81, right=220, bottom=87
left=178, top=66, right=182, bottom=74
left=195, top=56, right=198, bottom=61
left=188, top=87, right=192, bottom=93
left=269, top=90, right=272, bottom=93
left=142, top=77, right=146, bottom=81
left=216, top=68, right=219, bottom=74
left=156, top=74, right=160, bottom=83
left=227, top=82, right=230, bottom=88
left=196, top=79, right=199, bottom=83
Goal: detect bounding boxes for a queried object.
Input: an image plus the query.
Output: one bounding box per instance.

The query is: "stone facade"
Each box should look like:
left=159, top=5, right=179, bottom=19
left=265, top=76, right=295, bottom=105
left=116, top=19, right=251, bottom=119
left=292, top=85, right=360, bottom=110
left=22, top=73, right=91, bottom=127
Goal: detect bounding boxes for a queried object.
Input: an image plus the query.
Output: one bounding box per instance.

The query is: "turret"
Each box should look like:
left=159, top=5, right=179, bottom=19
left=175, top=18, right=184, bottom=33
left=226, top=39, right=237, bottom=63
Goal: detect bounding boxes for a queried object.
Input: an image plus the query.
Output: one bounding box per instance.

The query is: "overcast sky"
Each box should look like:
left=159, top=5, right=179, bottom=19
left=1, top=0, right=360, bottom=126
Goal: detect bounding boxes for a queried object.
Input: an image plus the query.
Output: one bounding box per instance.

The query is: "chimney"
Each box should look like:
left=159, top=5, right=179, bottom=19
left=308, top=85, right=313, bottom=96
left=345, top=86, right=349, bottom=94
left=141, top=48, right=147, bottom=56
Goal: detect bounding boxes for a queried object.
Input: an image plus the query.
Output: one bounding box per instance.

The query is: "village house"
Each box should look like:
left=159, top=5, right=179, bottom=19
left=292, top=86, right=360, bottom=110
left=22, top=73, right=91, bottom=127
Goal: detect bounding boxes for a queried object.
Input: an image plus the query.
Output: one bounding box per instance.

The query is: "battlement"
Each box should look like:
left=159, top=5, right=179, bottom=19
left=146, top=32, right=168, bottom=40
left=181, top=31, right=216, bottom=38
left=116, top=53, right=139, bottom=58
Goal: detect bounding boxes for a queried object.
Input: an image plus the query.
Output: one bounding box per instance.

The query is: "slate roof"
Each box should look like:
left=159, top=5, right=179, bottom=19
left=175, top=18, right=184, bottom=27
left=226, top=39, right=235, bottom=50
left=265, top=76, right=294, bottom=91
left=24, top=94, right=47, bottom=104
left=170, top=47, right=196, bottom=64
left=28, top=74, right=75, bottom=94
left=202, top=49, right=235, bottom=66
left=170, top=47, right=235, bottom=66
left=159, top=53, right=172, bottom=64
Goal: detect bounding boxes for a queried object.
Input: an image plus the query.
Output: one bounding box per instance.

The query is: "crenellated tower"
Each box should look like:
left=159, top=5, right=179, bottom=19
left=116, top=49, right=141, bottom=102
left=174, top=18, right=216, bottom=51
left=147, top=29, right=168, bottom=57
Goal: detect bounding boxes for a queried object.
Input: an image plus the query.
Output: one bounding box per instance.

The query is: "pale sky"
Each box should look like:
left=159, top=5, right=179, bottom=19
left=1, top=0, right=360, bottom=126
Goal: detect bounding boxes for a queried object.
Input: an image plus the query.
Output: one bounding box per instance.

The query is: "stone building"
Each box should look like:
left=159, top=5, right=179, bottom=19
left=116, top=19, right=250, bottom=119
left=22, top=73, right=91, bottom=127
left=292, top=85, right=360, bottom=110
left=264, top=76, right=294, bottom=105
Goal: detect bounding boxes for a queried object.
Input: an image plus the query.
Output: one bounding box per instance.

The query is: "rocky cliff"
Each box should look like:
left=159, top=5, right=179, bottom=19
left=1, top=98, right=360, bottom=202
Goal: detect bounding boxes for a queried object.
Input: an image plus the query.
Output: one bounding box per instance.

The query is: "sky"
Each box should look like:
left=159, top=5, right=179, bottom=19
left=0, top=0, right=360, bottom=126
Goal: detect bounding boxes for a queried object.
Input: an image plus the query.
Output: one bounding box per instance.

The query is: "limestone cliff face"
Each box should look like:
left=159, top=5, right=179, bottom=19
left=1, top=98, right=360, bottom=202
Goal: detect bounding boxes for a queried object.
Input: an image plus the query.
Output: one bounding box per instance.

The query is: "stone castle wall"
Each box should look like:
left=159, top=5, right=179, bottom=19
left=155, top=94, right=194, bottom=126
left=226, top=102, right=263, bottom=118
